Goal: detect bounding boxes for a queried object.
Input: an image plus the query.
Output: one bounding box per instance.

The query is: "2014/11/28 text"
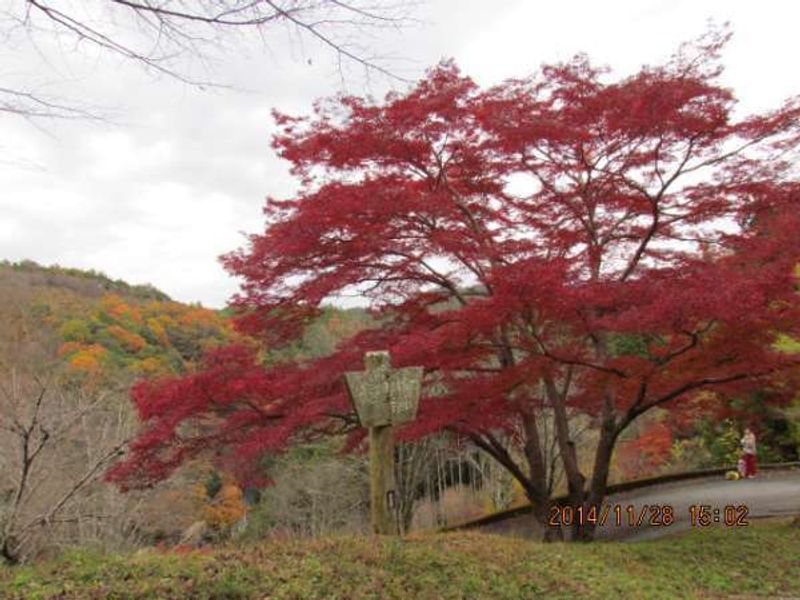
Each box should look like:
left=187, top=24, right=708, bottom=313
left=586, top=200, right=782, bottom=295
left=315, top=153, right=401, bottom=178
left=548, top=504, right=751, bottom=528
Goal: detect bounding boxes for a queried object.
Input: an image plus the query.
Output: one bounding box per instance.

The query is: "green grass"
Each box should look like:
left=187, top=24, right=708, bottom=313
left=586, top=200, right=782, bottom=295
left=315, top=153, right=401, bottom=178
left=1, top=521, right=799, bottom=599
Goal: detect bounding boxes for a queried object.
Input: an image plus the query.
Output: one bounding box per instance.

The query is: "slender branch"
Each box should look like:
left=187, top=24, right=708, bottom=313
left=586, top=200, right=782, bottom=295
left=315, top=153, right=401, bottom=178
left=19, top=440, right=129, bottom=535
left=630, top=371, right=768, bottom=420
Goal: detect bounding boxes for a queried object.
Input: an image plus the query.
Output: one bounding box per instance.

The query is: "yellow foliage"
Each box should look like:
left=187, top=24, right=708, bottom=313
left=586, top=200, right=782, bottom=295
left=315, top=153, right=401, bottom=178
left=134, top=356, right=169, bottom=377
left=35, top=279, right=245, bottom=380
left=510, top=478, right=527, bottom=504
left=479, top=492, right=498, bottom=514
left=146, top=318, right=169, bottom=346
left=59, top=318, right=91, bottom=342
left=776, top=333, right=800, bottom=354
left=190, top=483, right=210, bottom=504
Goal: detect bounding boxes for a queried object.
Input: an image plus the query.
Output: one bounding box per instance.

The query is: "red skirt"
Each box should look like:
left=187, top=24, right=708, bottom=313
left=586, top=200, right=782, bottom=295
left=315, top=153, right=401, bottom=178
left=742, top=453, right=757, bottom=477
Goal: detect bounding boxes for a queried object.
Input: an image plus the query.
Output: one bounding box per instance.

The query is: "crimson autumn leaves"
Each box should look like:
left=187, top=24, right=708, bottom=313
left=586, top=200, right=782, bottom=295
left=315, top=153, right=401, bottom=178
left=108, top=32, right=800, bottom=541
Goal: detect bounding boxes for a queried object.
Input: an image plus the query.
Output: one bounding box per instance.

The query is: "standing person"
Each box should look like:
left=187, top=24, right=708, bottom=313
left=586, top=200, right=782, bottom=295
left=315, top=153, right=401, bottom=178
left=741, top=427, right=758, bottom=479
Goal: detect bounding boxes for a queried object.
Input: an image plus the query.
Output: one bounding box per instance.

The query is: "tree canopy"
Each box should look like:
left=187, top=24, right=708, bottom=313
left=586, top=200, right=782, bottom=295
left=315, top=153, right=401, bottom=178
left=109, top=30, right=800, bottom=540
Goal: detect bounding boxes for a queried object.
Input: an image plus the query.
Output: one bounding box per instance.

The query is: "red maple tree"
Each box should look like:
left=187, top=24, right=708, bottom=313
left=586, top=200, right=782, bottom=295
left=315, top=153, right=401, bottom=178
left=108, top=30, right=800, bottom=540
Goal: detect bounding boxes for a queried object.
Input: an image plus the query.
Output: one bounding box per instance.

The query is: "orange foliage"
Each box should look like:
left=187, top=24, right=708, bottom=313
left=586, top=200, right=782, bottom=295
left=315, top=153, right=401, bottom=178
left=134, top=357, right=170, bottom=377
left=617, top=421, right=673, bottom=480
left=16, top=273, right=248, bottom=383
left=68, top=344, right=108, bottom=373
left=57, top=341, right=82, bottom=358
left=202, top=483, right=246, bottom=528
left=100, top=295, right=128, bottom=321
left=100, top=294, right=142, bottom=324
left=106, top=324, right=147, bottom=353
left=188, top=473, right=247, bottom=530
left=179, top=307, right=219, bottom=328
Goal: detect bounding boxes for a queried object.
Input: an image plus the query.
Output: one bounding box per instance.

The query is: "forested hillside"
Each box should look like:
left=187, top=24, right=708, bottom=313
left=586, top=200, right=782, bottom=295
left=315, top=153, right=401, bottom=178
left=1, top=260, right=240, bottom=378
left=0, top=259, right=373, bottom=377
left=0, top=260, right=373, bottom=563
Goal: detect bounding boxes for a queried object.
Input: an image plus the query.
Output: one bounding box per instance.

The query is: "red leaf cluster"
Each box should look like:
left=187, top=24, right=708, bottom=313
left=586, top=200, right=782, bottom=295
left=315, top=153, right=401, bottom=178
left=112, top=30, right=800, bottom=498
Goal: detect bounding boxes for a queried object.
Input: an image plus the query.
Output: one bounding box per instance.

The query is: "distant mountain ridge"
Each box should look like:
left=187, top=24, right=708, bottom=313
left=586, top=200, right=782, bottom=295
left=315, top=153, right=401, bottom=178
left=1, top=259, right=171, bottom=303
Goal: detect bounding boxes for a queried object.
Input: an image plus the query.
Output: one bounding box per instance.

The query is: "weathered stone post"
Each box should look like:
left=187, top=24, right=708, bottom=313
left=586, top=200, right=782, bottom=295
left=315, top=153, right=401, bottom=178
left=344, top=351, right=423, bottom=535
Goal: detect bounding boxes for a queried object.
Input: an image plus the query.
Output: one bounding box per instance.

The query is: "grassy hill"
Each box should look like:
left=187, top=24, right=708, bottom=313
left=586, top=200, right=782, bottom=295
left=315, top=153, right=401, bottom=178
left=1, top=522, right=799, bottom=599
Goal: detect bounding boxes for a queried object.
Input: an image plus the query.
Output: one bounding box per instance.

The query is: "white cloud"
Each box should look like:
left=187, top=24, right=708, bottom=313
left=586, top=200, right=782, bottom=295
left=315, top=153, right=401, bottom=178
left=1, top=0, right=799, bottom=308
left=0, top=217, right=21, bottom=243
left=83, top=132, right=174, bottom=180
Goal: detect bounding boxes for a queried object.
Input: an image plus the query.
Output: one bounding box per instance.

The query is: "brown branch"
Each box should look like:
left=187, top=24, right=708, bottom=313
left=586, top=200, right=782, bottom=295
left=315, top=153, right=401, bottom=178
left=529, top=329, right=628, bottom=378
left=619, top=135, right=699, bottom=281
left=652, top=322, right=715, bottom=366
left=19, top=440, right=129, bottom=536
left=630, top=370, right=768, bottom=420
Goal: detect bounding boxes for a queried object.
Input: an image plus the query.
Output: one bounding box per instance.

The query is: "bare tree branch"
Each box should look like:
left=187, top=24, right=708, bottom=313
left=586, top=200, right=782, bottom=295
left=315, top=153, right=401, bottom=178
left=0, top=0, right=415, bottom=122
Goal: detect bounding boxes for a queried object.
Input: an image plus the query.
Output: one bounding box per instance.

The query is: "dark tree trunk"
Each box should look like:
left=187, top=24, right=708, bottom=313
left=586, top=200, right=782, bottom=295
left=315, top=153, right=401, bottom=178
left=573, top=417, right=620, bottom=542
left=466, top=424, right=563, bottom=541
left=521, top=409, right=564, bottom=542
left=544, top=374, right=586, bottom=510
left=1, top=537, right=19, bottom=566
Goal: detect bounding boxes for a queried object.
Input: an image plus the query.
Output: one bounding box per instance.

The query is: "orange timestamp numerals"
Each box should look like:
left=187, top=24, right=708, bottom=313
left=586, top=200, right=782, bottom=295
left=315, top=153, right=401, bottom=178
left=548, top=504, right=676, bottom=528
left=688, top=504, right=749, bottom=528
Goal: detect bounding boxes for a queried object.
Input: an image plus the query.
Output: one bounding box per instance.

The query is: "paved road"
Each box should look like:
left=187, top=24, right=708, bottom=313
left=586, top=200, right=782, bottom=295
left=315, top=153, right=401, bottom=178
left=597, top=471, right=800, bottom=541
left=473, top=470, right=800, bottom=542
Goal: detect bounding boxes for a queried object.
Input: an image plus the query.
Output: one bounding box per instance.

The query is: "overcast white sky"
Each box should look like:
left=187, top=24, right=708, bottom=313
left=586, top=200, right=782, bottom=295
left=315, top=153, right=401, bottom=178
left=1, top=0, right=799, bottom=308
